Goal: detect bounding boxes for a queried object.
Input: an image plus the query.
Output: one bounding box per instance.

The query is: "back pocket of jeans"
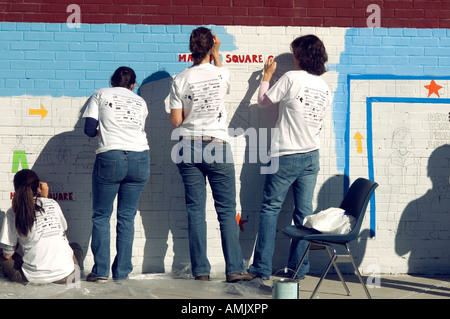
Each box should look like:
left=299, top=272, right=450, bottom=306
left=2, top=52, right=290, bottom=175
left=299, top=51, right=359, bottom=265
left=96, top=157, right=116, bottom=180
left=137, top=156, right=150, bottom=181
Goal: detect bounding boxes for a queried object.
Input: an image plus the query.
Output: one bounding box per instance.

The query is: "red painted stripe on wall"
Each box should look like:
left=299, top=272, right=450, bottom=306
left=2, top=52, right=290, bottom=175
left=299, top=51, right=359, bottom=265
left=0, top=0, right=447, bottom=28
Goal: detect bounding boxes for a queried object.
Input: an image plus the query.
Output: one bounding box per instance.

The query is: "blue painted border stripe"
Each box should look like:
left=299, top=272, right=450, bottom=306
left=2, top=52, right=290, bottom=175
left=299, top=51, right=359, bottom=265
left=366, top=98, right=375, bottom=236
left=349, top=74, right=450, bottom=81
left=367, top=96, right=450, bottom=104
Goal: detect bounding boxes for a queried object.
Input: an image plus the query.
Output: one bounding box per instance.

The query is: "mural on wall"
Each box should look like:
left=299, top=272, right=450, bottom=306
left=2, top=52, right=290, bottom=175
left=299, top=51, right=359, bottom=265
left=0, top=22, right=449, bottom=275
left=327, top=27, right=449, bottom=274
left=344, top=73, right=450, bottom=273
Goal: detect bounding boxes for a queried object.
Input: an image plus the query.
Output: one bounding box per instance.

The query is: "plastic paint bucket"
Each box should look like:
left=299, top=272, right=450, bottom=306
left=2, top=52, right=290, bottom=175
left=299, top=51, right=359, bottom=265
left=272, top=279, right=299, bottom=299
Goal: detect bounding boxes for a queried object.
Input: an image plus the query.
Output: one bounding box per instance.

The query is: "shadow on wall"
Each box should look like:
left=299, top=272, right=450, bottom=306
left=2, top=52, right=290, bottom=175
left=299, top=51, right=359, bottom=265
left=395, top=144, right=450, bottom=275
left=138, top=71, right=190, bottom=274
left=229, top=68, right=266, bottom=268
left=31, top=103, right=97, bottom=270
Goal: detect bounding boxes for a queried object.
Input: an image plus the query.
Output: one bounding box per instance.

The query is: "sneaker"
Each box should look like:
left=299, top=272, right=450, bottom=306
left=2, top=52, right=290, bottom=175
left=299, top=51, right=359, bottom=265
left=86, top=273, right=108, bottom=283
left=226, top=272, right=255, bottom=283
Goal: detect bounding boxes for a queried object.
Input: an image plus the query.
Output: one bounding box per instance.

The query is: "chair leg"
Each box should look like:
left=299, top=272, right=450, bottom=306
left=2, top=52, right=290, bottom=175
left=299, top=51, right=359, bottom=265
left=310, top=245, right=350, bottom=299
left=345, top=244, right=372, bottom=299
left=293, top=242, right=371, bottom=299
left=291, top=242, right=311, bottom=280
left=310, top=250, right=335, bottom=299
left=326, top=246, right=351, bottom=296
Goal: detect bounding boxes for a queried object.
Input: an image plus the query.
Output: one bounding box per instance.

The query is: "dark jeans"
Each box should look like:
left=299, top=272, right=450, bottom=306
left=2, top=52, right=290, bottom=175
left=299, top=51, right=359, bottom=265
left=249, top=150, right=320, bottom=279
left=90, top=150, right=150, bottom=280
left=176, top=140, right=245, bottom=276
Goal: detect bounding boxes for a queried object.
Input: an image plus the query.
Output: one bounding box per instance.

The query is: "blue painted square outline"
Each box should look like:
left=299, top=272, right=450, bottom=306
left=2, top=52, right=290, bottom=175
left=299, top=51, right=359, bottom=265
left=345, top=74, right=450, bottom=237
left=366, top=96, right=450, bottom=237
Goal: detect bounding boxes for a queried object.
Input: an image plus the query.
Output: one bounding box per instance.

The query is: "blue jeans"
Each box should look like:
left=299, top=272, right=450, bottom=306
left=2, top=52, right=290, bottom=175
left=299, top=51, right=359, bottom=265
left=249, top=150, right=319, bottom=279
left=90, top=150, right=149, bottom=280
left=176, top=140, right=245, bottom=276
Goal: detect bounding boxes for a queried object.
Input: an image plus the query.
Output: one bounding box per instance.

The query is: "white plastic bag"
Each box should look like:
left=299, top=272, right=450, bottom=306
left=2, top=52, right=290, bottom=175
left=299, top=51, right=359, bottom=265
left=303, top=207, right=356, bottom=234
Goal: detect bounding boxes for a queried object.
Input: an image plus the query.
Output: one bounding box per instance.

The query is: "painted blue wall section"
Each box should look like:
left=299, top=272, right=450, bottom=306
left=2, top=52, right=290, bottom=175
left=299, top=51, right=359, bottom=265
left=0, top=22, right=237, bottom=97
left=332, top=27, right=450, bottom=175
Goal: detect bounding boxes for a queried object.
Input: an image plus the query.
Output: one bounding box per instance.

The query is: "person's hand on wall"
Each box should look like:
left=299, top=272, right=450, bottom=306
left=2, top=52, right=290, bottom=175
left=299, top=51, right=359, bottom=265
left=37, top=182, right=49, bottom=198
left=263, top=58, right=277, bottom=82
left=211, top=34, right=222, bottom=67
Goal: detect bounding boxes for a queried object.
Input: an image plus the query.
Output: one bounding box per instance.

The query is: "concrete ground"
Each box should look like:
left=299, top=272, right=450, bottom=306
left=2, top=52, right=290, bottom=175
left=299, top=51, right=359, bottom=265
left=1, top=272, right=449, bottom=299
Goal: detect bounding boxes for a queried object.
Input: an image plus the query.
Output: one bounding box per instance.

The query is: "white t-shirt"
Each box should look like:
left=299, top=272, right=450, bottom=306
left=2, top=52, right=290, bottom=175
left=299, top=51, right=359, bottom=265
left=0, top=198, right=75, bottom=283
left=265, top=70, right=332, bottom=157
left=83, top=87, right=149, bottom=154
left=170, top=63, right=230, bottom=142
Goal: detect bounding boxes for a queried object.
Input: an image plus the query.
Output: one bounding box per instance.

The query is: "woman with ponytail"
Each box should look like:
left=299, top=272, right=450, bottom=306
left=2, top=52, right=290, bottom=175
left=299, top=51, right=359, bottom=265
left=0, top=169, right=82, bottom=284
left=170, top=27, right=252, bottom=282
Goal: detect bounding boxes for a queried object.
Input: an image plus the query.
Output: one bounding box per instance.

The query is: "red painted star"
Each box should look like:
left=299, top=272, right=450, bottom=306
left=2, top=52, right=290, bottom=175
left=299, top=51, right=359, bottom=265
left=236, top=213, right=248, bottom=232
left=424, top=79, right=443, bottom=97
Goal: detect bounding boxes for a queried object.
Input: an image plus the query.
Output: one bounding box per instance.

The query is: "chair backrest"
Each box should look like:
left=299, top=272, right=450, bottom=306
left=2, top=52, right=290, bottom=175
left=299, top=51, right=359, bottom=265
left=338, top=178, right=378, bottom=241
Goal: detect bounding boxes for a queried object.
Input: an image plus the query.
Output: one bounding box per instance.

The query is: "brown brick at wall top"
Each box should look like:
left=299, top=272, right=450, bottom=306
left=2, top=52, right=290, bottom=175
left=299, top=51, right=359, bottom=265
left=0, top=0, right=449, bottom=28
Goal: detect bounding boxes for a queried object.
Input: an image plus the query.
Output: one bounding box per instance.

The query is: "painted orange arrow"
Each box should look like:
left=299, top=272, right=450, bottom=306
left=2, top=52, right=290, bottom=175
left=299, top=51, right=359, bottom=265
left=354, top=132, right=364, bottom=153
left=29, top=105, right=48, bottom=119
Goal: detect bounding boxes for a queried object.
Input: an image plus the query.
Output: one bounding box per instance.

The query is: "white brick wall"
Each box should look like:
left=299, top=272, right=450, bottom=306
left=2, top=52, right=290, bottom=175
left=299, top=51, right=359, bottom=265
left=1, top=24, right=449, bottom=276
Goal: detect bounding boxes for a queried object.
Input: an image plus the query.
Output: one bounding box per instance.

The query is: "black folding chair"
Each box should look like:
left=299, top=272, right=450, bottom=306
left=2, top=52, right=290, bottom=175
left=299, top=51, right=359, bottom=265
left=283, top=178, right=378, bottom=299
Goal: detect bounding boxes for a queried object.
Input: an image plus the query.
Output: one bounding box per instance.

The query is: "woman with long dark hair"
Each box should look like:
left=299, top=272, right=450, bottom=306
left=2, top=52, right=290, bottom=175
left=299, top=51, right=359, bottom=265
left=0, top=169, right=82, bottom=284
left=170, top=27, right=251, bottom=282
left=83, top=66, right=150, bottom=282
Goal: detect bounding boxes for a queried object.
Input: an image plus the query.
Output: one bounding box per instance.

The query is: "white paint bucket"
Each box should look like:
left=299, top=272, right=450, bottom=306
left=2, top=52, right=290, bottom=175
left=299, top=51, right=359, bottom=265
left=272, top=279, right=299, bottom=299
